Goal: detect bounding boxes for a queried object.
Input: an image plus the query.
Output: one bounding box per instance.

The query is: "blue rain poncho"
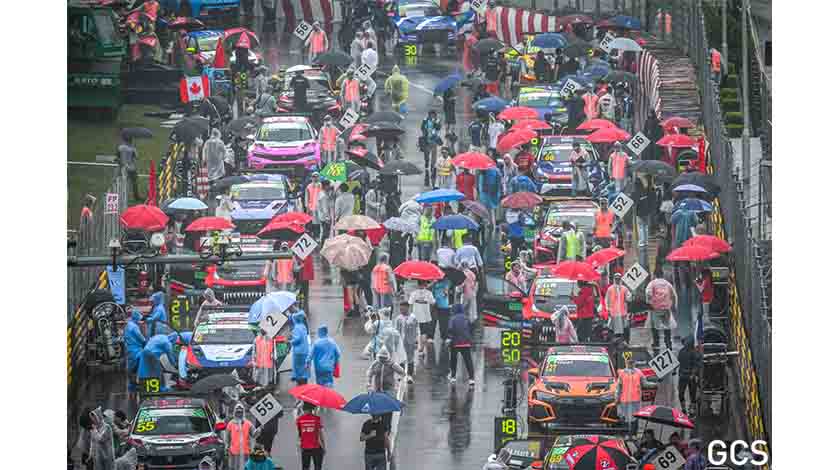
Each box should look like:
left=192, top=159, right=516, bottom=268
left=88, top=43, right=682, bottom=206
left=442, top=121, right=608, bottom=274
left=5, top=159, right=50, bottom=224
left=311, top=324, right=341, bottom=387
left=124, top=309, right=146, bottom=373
left=290, top=311, right=311, bottom=381
left=147, top=292, right=168, bottom=337
left=137, top=334, right=176, bottom=390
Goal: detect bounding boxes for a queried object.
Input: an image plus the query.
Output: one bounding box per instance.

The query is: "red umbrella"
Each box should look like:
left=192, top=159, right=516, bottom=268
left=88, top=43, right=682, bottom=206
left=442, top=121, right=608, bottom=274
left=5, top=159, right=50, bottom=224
left=271, top=211, right=313, bottom=225
left=666, top=245, right=720, bottom=262
left=563, top=437, right=632, bottom=470
left=257, top=220, right=305, bottom=240
left=497, top=106, right=539, bottom=121
left=121, top=204, right=169, bottom=232
left=585, top=247, right=625, bottom=267
left=289, top=384, right=348, bottom=409
left=501, top=191, right=542, bottom=209
left=185, top=216, right=235, bottom=232
left=576, top=119, right=617, bottom=131
left=660, top=116, right=694, bottom=129
left=634, top=405, right=695, bottom=429
left=452, top=151, right=496, bottom=170
left=224, top=27, right=260, bottom=46
left=394, top=261, right=445, bottom=281
left=656, top=134, right=697, bottom=148
left=511, top=119, right=553, bottom=131
left=497, top=129, right=538, bottom=153
left=138, top=35, right=159, bottom=48
left=684, top=234, right=732, bottom=253
left=212, top=37, right=227, bottom=68
left=545, top=261, right=600, bottom=281
left=585, top=127, right=631, bottom=143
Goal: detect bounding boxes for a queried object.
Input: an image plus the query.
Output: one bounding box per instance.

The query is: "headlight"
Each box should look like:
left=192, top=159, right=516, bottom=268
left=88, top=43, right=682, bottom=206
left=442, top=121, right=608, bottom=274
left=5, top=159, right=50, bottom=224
left=534, top=391, right=554, bottom=402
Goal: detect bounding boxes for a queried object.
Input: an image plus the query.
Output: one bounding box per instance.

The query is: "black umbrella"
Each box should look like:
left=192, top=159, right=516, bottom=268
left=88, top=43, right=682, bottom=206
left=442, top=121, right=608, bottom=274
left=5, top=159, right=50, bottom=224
left=475, top=38, right=505, bottom=54
left=364, top=122, right=405, bottom=139
left=313, top=50, right=353, bottom=67
left=364, top=111, right=404, bottom=124
left=190, top=373, right=243, bottom=394
left=604, top=70, right=636, bottom=83
left=672, top=172, right=721, bottom=195
left=630, top=160, right=677, bottom=179
left=226, top=117, right=259, bottom=137
left=200, top=96, right=231, bottom=117
left=381, top=160, right=422, bottom=176
left=121, top=127, right=153, bottom=140
left=444, top=267, right=466, bottom=285
left=347, top=148, right=384, bottom=171
left=171, top=120, right=205, bottom=142
left=563, top=41, right=592, bottom=58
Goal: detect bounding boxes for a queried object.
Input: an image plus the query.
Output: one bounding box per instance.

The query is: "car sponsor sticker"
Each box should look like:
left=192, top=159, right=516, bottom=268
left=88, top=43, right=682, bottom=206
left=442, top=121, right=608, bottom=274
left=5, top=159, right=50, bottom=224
left=293, top=21, right=313, bottom=41
left=648, top=349, right=679, bottom=378
left=609, top=192, right=633, bottom=218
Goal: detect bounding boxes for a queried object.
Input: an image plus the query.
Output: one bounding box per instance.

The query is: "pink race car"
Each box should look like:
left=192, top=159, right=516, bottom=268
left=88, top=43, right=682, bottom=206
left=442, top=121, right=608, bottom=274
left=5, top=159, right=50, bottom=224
left=247, top=116, right=321, bottom=176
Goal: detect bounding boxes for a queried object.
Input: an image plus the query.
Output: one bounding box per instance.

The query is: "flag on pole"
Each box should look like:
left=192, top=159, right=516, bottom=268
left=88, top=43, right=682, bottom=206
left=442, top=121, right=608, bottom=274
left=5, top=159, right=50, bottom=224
left=146, top=160, right=157, bottom=206
left=180, top=75, right=210, bottom=103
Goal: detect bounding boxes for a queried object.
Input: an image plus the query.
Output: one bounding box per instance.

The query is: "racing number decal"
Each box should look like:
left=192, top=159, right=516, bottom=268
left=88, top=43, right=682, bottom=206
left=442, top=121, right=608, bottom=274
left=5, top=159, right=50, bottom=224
left=135, top=421, right=156, bottom=433
left=404, top=44, right=418, bottom=57
left=143, top=378, right=160, bottom=393
left=542, top=153, right=555, bottom=162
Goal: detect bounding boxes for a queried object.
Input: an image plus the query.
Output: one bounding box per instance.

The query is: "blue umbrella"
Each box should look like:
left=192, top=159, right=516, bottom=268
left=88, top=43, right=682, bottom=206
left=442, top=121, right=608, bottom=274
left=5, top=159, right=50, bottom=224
left=533, top=33, right=568, bottom=49
left=343, top=392, right=404, bottom=415
left=610, top=15, right=641, bottom=30
left=584, top=65, right=611, bottom=79
left=473, top=96, right=509, bottom=113
left=673, top=184, right=708, bottom=193
left=434, top=73, right=463, bottom=95
left=167, top=197, right=208, bottom=211
left=676, top=198, right=712, bottom=212
left=432, top=214, right=479, bottom=231
left=416, top=188, right=465, bottom=204
left=248, top=291, right=296, bottom=323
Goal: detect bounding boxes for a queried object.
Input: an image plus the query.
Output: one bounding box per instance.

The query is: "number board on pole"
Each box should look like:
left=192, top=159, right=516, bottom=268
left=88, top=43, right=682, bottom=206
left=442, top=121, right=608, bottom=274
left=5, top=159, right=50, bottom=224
left=653, top=445, right=687, bottom=470
left=293, top=21, right=313, bottom=41
left=500, top=330, right=522, bottom=365
left=609, top=192, right=634, bottom=218
left=560, top=78, right=582, bottom=98
left=648, top=349, right=679, bottom=379
left=599, top=31, right=616, bottom=53
left=356, top=62, right=375, bottom=81
left=627, top=132, right=651, bottom=156
left=621, top=262, right=649, bottom=292
left=292, top=233, right=317, bottom=260
left=471, top=0, right=487, bottom=13
left=494, top=416, right=518, bottom=452
left=249, top=393, right=283, bottom=426
left=260, top=311, right=289, bottom=339
left=338, top=108, right=360, bottom=130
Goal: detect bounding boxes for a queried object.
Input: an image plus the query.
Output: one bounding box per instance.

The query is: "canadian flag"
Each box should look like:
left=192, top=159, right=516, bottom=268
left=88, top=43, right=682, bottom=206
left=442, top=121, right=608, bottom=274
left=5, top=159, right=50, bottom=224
left=180, top=75, right=210, bottom=103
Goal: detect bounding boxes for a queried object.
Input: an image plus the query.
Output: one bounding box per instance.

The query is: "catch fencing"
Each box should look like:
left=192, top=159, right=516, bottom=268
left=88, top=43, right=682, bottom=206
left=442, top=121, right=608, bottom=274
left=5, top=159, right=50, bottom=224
left=665, top=0, right=771, bottom=454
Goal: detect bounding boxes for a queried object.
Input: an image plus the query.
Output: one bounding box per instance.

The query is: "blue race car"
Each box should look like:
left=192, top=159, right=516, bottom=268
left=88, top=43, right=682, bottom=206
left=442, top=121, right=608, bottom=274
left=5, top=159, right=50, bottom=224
left=534, top=136, right=600, bottom=196
left=161, top=0, right=240, bottom=22
left=393, top=0, right=457, bottom=47
left=229, top=176, right=298, bottom=226
left=515, top=85, right=569, bottom=122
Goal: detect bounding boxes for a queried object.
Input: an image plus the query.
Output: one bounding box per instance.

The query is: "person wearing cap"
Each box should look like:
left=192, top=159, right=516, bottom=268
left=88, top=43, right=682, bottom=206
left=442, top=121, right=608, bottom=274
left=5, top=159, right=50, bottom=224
left=558, top=220, right=586, bottom=262
left=606, top=272, right=633, bottom=343
left=609, top=143, right=631, bottom=192
left=505, top=260, right=528, bottom=292
left=319, top=116, right=339, bottom=163
left=594, top=197, right=616, bottom=248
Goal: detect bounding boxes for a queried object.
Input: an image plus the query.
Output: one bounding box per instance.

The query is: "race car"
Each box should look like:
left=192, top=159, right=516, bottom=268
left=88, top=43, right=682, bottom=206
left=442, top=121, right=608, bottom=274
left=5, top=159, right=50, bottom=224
left=247, top=116, right=321, bottom=175
left=393, top=0, right=457, bottom=48
left=534, top=137, right=600, bottom=197
left=229, top=177, right=297, bottom=219
left=128, top=396, right=225, bottom=470
left=516, top=85, right=568, bottom=122
left=184, top=30, right=261, bottom=67
left=527, top=345, right=618, bottom=431
left=182, top=309, right=260, bottom=383
left=518, top=275, right=578, bottom=322
left=204, top=236, right=275, bottom=304
left=533, top=199, right=599, bottom=264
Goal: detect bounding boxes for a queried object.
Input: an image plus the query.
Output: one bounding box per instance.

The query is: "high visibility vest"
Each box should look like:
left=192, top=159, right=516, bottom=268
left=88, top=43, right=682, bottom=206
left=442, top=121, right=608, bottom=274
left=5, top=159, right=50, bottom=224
left=583, top=94, right=599, bottom=120
left=275, top=258, right=294, bottom=284
left=344, top=79, right=360, bottom=103
left=594, top=211, right=614, bottom=238
left=453, top=229, right=467, bottom=249
left=320, top=126, right=338, bottom=151
left=372, top=264, right=393, bottom=293
left=618, top=368, right=642, bottom=403
left=486, top=8, right=497, bottom=33
left=711, top=49, right=721, bottom=72
left=254, top=336, right=274, bottom=368
left=306, top=183, right=321, bottom=213
left=606, top=285, right=628, bottom=317
left=665, top=13, right=672, bottom=35
left=310, top=31, right=327, bottom=54
left=610, top=152, right=629, bottom=179
left=564, top=230, right=581, bottom=259
left=227, top=419, right=253, bottom=455
left=418, top=216, right=435, bottom=242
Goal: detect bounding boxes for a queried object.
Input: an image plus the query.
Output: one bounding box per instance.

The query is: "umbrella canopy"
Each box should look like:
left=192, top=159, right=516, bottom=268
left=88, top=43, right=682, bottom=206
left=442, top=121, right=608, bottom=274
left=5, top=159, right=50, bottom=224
left=676, top=197, right=713, bottom=212
left=684, top=234, right=732, bottom=253
left=657, top=134, right=696, bottom=148
left=289, top=384, right=348, bottom=409
left=185, top=216, right=235, bottom=232
left=434, top=73, right=463, bottom=95
left=498, top=106, right=539, bottom=121
left=559, top=14, right=594, bottom=25
left=603, top=70, right=636, bottom=83
left=673, top=184, right=707, bottom=193
left=258, top=291, right=297, bottom=317
left=660, top=116, right=695, bottom=129
left=533, top=32, right=568, bottom=49
left=497, top=129, right=538, bottom=153
left=212, top=175, right=251, bottom=191
left=666, top=245, right=720, bottom=262
left=576, top=119, right=617, bottom=131
left=501, top=191, right=543, bottom=209
left=256, top=220, right=305, bottom=240
left=608, top=15, right=642, bottom=30
left=416, top=189, right=465, bottom=204
left=166, top=197, right=208, bottom=211
left=271, top=211, right=313, bottom=225
left=394, top=261, right=445, bottom=281
left=583, top=65, right=611, bottom=79
left=364, top=121, right=405, bottom=139
left=673, top=172, right=720, bottom=195
left=343, top=392, right=404, bottom=415
left=166, top=16, right=205, bottom=31
left=313, top=50, right=353, bottom=67
left=630, top=160, right=677, bottom=178
left=190, top=373, right=242, bottom=394
left=474, top=38, right=506, bottom=54
left=226, top=117, right=259, bottom=137
left=200, top=96, right=231, bottom=117
left=511, top=119, right=553, bottom=132
left=346, top=148, right=384, bottom=171
left=545, top=261, right=600, bottom=281
left=586, top=127, right=631, bottom=143
left=321, top=234, right=373, bottom=270
left=171, top=119, right=206, bottom=142
left=609, top=37, right=643, bottom=51
left=364, top=111, right=403, bottom=124
left=121, top=127, right=153, bottom=140
left=473, top=96, right=509, bottom=113
left=452, top=151, right=496, bottom=170
left=120, top=204, right=169, bottom=232
left=563, top=41, right=591, bottom=58
left=460, top=200, right=490, bottom=220
left=562, top=437, right=633, bottom=470
left=432, top=214, right=479, bottom=230
left=585, top=247, right=625, bottom=268
left=381, top=160, right=423, bottom=176
left=443, top=267, right=466, bottom=285
left=383, top=217, right=419, bottom=234
left=336, top=214, right=381, bottom=231
left=224, top=27, right=259, bottom=48
left=633, top=405, right=695, bottom=429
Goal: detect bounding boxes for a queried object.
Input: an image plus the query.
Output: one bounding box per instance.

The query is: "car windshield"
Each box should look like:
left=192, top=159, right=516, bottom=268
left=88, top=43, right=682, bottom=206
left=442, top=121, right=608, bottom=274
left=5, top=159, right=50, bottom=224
left=231, top=185, right=286, bottom=200
left=402, top=5, right=442, bottom=17
left=197, top=35, right=222, bottom=51
left=539, top=146, right=573, bottom=163
left=232, top=219, right=270, bottom=235
left=542, top=354, right=612, bottom=377
left=545, top=212, right=595, bottom=230
left=519, top=92, right=564, bottom=107
left=532, top=278, right=574, bottom=308
left=133, top=408, right=211, bottom=436
left=257, top=124, right=312, bottom=142
left=192, top=323, right=255, bottom=344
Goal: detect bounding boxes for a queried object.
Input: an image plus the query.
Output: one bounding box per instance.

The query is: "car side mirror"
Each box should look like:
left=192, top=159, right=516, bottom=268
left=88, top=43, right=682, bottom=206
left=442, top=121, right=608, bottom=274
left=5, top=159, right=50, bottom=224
left=214, top=421, right=226, bottom=432
left=528, top=367, right=539, bottom=377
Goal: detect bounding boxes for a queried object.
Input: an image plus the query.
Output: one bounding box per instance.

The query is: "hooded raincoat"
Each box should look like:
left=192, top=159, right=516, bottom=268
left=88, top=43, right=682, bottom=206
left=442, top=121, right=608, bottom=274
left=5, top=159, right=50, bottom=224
left=366, top=347, right=405, bottom=394
left=311, top=324, right=341, bottom=387
left=203, top=128, right=226, bottom=182
left=196, top=288, right=223, bottom=323
left=290, top=311, right=311, bottom=381
left=147, top=292, right=168, bottom=337
left=364, top=317, right=401, bottom=360
left=226, top=403, right=261, bottom=470
left=124, top=309, right=146, bottom=373
left=90, top=407, right=116, bottom=470
left=137, top=334, right=176, bottom=389
left=384, top=65, right=409, bottom=109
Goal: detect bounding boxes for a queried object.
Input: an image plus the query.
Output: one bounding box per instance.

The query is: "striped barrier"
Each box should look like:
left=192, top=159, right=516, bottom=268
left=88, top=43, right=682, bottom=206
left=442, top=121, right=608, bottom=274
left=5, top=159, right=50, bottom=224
left=67, top=271, right=109, bottom=387
left=278, top=0, right=336, bottom=34
left=490, top=7, right=580, bottom=46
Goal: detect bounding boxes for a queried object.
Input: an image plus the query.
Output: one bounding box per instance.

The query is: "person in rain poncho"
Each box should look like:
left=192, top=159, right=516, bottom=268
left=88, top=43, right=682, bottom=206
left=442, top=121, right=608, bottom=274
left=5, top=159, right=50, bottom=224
left=196, top=288, right=223, bottom=324
left=226, top=403, right=262, bottom=470
left=311, top=324, right=341, bottom=387
left=365, top=185, right=385, bottom=221
left=216, top=191, right=236, bottom=220
left=254, top=66, right=269, bottom=100
left=384, top=64, right=409, bottom=114
left=89, top=407, right=116, bottom=470
left=251, top=328, right=275, bottom=386
left=147, top=291, right=168, bottom=337
left=394, top=300, right=418, bottom=384
left=124, top=309, right=146, bottom=391
left=478, top=166, right=502, bottom=227
left=362, top=41, right=378, bottom=71
left=350, top=31, right=365, bottom=65
left=487, top=114, right=505, bottom=158
left=399, top=196, right=422, bottom=225
left=371, top=253, right=397, bottom=310
left=254, top=90, right=277, bottom=117
left=290, top=311, right=312, bottom=385
left=366, top=346, right=405, bottom=432
left=203, top=128, right=227, bottom=185
left=645, top=268, right=678, bottom=353
left=363, top=307, right=401, bottom=360
left=550, top=306, right=579, bottom=344
left=137, top=334, right=176, bottom=391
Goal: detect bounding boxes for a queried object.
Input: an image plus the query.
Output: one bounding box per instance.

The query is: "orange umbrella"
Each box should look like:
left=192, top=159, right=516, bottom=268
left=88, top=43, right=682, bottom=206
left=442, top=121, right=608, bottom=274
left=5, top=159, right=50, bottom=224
left=511, top=120, right=553, bottom=131
left=452, top=151, right=495, bottom=170
left=497, top=106, right=539, bottom=120
left=497, top=129, right=538, bottom=153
